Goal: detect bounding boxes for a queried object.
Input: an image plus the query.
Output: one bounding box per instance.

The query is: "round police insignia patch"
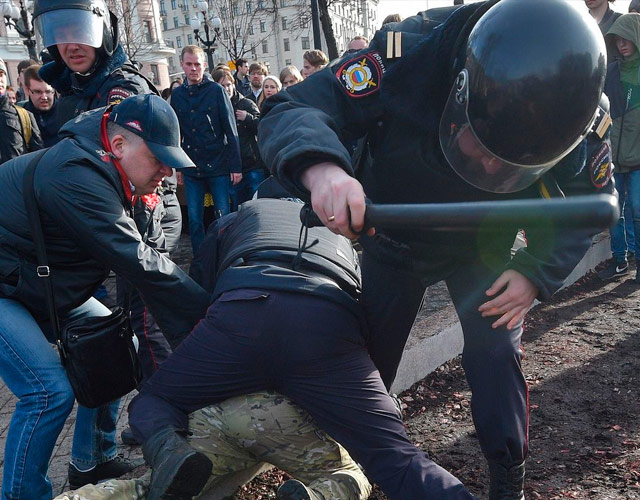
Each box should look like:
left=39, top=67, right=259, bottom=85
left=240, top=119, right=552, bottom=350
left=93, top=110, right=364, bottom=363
left=590, top=142, right=612, bottom=188
left=335, top=52, right=384, bottom=98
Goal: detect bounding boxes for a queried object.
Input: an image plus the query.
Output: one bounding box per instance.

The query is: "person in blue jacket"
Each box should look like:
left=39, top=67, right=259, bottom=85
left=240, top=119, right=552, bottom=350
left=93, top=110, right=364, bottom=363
left=170, top=45, right=242, bottom=254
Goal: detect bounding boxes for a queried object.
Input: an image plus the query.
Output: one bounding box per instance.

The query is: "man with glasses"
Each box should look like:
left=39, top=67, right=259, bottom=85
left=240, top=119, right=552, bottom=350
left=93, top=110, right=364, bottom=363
left=22, top=64, right=60, bottom=148
left=247, top=62, right=267, bottom=105
left=0, top=57, right=42, bottom=164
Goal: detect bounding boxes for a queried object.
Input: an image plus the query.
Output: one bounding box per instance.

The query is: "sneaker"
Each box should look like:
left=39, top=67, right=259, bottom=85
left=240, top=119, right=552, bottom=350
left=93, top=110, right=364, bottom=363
left=121, top=426, right=141, bottom=446
left=68, top=455, right=144, bottom=489
left=597, top=260, right=629, bottom=280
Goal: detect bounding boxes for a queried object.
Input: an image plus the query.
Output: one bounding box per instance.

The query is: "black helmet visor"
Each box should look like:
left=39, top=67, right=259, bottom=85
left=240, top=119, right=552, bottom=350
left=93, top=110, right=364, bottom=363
left=35, top=9, right=104, bottom=48
left=439, top=70, right=595, bottom=194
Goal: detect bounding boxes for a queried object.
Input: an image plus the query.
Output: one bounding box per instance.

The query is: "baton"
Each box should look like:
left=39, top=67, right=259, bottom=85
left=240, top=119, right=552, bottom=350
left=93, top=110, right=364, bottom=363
left=300, top=194, right=619, bottom=232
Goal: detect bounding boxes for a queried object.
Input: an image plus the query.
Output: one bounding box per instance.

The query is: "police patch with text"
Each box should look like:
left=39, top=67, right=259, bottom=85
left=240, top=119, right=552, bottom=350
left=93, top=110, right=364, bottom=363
left=590, top=141, right=612, bottom=188
left=335, top=52, right=385, bottom=98
left=107, top=88, right=135, bottom=106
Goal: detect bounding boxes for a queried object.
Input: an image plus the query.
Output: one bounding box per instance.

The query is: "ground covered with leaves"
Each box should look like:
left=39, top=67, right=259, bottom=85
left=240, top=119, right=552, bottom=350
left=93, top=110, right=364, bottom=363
left=234, top=265, right=640, bottom=500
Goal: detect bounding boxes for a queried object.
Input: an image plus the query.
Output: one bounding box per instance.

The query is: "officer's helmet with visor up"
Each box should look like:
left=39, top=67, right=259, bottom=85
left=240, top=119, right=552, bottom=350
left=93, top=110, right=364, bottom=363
left=33, top=0, right=118, bottom=63
left=439, top=0, right=606, bottom=193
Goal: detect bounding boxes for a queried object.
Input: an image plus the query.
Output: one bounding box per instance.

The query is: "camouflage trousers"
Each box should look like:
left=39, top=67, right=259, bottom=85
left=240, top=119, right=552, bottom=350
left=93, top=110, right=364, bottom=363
left=54, top=392, right=371, bottom=500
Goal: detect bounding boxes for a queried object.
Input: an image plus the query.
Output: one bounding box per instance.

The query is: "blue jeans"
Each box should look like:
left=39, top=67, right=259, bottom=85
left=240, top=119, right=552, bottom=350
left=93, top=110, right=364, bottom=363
left=610, top=171, right=640, bottom=262
left=0, top=298, right=120, bottom=500
left=184, top=175, right=231, bottom=254
left=233, top=169, right=266, bottom=207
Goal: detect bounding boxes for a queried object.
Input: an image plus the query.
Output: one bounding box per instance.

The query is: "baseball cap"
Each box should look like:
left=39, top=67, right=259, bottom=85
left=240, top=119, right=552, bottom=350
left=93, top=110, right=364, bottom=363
left=108, top=94, right=194, bottom=170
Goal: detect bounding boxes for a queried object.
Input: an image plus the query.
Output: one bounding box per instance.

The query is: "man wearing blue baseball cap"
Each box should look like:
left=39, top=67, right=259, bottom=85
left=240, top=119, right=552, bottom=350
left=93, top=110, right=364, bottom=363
left=0, top=94, right=210, bottom=500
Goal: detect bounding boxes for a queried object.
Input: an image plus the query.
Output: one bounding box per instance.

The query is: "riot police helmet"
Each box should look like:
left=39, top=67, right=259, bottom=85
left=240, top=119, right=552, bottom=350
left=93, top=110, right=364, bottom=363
left=33, top=0, right=118, bottom=64
left=439, top=0, right=606, bottom=193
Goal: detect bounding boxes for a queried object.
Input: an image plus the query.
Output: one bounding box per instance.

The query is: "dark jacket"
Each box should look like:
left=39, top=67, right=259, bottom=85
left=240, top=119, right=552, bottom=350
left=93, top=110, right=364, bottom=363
left=0, top=95, right=43, bottom=164
left=234, top=72, right=251, bottom=97
left=190, top=198, right=361, bottom=317
left=0, top=108, right=209, bottom=346
left=259, top=3, right=614, bottom=301
left=170, top=74, right=242, bottom=178
left=24, top=99, right=60, bottom=148
left=40, top=46, right=157, bottom=130
left=230, top=90, right=262, bottom=172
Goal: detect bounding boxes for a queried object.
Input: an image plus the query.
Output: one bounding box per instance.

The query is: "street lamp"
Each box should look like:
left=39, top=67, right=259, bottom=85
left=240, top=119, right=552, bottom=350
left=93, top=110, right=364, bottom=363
left=193, top=0, right=221, bottom=70
left=1, top=0, right=38, bottom=61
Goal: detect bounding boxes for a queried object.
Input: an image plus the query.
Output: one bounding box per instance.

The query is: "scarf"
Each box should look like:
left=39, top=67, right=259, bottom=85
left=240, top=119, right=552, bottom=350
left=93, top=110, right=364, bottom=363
left=620, top=50, right=640, bottom=85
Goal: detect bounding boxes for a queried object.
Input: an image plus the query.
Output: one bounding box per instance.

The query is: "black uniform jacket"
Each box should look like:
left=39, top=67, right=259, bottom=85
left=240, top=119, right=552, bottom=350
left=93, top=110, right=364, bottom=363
left=259, top=3, right=614, bottom=300
left=190, top=198, right=362, bottom=318
left=40, top=46, right=157, bottom=130
left=0, top=108, right=209, bottom=346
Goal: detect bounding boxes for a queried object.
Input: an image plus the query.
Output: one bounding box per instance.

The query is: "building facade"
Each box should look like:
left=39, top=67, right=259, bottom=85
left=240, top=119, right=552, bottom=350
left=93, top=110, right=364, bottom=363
left=161, top=0, right=379, bottom=80
left=0, top=1, right=34, bottom=89
left=106, top=0, right=174, bottom=90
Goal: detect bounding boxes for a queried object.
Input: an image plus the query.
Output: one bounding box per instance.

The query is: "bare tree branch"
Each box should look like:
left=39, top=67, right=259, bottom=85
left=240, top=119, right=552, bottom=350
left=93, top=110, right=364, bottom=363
left=106, top=0, right=157, bottom=63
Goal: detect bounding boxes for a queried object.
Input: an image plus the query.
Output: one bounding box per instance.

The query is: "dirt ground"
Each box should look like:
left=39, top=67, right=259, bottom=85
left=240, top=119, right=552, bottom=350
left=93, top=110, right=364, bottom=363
left=234, top=263, right=640, bottom=500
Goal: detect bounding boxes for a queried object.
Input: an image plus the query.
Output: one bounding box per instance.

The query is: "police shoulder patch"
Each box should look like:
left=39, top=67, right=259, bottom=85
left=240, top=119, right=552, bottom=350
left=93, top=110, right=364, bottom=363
left=107, top=87, right=134, bottom=106
left=335, top=52, right=385, bottom=98
left=590, top=141, right=612, bottom=188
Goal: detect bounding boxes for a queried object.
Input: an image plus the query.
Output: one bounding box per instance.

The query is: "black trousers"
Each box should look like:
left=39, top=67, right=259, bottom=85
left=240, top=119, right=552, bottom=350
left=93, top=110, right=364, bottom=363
left=362, top=249, right=529, bottom=466
left=129, top=289, right=477, bottom=500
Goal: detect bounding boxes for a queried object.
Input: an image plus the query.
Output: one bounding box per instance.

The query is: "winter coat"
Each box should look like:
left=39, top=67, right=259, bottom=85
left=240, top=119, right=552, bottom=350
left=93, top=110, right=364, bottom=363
left=230, top=90, right=262, bottom=172
left=0, top=95, right=43, bottom=164
left=259, top=2, right=614, bottom=300
left=234, top=72, right=251, bottom=97
left=170, top=74, right=242, bottom=178
left=0, top=108, right=209, bottom=346
left=23, top=99, right=60, bottom=148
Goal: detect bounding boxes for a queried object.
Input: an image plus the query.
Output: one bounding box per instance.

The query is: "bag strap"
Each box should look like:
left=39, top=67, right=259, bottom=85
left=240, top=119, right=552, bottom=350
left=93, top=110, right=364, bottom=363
left=21, top=150, right=66, bottom=361
left=15, top=105, right=32, bottom=149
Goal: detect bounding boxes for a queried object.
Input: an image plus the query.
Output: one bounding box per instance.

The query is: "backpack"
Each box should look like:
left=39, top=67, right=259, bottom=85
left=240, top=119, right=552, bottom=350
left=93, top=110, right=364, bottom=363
left=15, top=105, right=32, bottom=149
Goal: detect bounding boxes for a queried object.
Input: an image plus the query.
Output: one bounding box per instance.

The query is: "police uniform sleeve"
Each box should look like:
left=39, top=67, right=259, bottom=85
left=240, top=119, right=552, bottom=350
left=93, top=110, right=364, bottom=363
left=259, top=45, right=388, bottom=200
left=506, top=99, right=615, bottom=300
left=37, top=162, right=209, bottom=346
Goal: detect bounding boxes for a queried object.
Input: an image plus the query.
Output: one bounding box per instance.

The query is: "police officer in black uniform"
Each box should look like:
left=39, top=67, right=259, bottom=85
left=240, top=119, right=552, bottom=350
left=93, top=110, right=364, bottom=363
left=257, top=1, right=614, bottom=499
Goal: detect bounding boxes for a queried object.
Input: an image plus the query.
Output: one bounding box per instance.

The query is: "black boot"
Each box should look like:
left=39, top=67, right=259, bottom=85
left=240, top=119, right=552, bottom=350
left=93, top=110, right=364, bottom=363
left=142, top=427, right=212, bottom=500
left=488, top=461, right=525, bottom=500
left=277, top=479, right=324, bottom=500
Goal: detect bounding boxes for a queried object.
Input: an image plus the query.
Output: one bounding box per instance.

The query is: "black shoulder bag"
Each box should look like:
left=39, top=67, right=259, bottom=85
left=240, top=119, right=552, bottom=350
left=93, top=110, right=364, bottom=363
left=22, top=150, right=143, bottom=408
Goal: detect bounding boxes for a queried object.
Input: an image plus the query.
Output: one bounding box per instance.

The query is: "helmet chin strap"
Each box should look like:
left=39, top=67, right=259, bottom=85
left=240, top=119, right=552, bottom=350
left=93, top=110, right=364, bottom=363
left=75, top=51, right=103, bottom=77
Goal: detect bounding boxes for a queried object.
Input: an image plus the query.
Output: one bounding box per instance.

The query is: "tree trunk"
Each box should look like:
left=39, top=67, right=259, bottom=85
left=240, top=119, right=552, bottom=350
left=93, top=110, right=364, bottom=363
left=317, top=0, right=339, bottom=60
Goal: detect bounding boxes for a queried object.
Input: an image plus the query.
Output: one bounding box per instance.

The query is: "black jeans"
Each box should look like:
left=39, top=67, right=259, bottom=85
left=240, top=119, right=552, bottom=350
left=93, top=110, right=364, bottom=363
left=362, top=249, right=529, bottom=466
left=129, top=289, right=476, bottom=500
